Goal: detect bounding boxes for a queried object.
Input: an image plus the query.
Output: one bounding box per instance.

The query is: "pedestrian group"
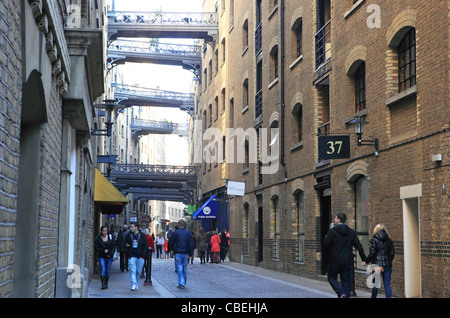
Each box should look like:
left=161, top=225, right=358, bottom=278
left=95, top=212, right=394, bottom=298
left=95, top=220, right=230, bottom=292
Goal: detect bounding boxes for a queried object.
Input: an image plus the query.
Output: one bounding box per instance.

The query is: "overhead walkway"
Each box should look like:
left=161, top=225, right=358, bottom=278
left=109, top=164, right=197, bottom=204
left=130, top=118, right=189, bottom=138
left=113, top=84, right=195, bottom=114
left=107, top=39, right=202, bottom=73
left=107, top=11, right=218, bottom=42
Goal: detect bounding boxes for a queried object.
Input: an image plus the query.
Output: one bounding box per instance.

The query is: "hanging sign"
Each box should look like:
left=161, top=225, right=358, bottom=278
left=318, top=135, right=351, bottom=160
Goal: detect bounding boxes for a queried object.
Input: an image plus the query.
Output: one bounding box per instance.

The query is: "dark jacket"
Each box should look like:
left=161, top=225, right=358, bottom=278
left=323, top=224, right=367, bottom=264
left=365, top=230, right=395, bottom=267
left=117, top=230, right=129, bottom=253
left=168, top=228, right=194, bottom=256
left=124, top=231, right=149, bottom=259
left=94, top=234, right=116, bottom=259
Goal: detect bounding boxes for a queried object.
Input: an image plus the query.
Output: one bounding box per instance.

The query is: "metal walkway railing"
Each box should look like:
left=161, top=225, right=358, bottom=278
left=107, top=11, right=218, bottom=42
left=131, top=118, right=189, bottom=137
left=113, top=84, right=195, bottom=113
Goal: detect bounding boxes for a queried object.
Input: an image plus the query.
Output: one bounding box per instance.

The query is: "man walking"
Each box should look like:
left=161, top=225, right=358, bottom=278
left=168, top=219, right=194, bottom=289
left=323, top=212, right=367, bottom=298
left=124, top=223, right=148, bottom=291
left=117, top=225, right=129, bottom=272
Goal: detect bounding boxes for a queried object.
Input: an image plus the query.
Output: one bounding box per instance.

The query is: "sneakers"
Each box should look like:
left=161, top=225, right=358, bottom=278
left=131, top=284, right=139, bottom=291
left=177, top=285, right=185, bottom=289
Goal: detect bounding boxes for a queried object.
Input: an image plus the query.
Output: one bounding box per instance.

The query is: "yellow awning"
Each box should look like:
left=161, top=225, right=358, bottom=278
left=94, top=169, right=128, bottom=214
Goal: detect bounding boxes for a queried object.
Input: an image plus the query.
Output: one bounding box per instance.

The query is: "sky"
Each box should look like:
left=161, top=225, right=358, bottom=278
left=112, top=0, right=203, bottom=165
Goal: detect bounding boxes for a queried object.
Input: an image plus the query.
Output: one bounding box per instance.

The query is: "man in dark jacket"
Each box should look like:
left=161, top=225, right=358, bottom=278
left=168, top=219, right=193, bottom=289
left=117, top=225, right=129, bottom=272
left=124, top=223, right=148, bottom=291
left=323, top=212, right=367, bottom=298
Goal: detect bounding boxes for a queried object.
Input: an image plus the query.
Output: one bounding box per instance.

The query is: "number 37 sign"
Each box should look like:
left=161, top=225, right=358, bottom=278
left=318, top=135, right=351, bottom=160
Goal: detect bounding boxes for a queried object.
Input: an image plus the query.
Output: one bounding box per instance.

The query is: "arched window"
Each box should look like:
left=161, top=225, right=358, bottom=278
left=398, top=28, right=416, bottom=92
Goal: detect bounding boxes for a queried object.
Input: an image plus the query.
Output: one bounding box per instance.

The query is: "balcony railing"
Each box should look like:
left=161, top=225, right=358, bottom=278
left=317, top=121, right=331, bottom=136
left=315, top=20, right=331, bottom=69
left=109, top=39, right=202, bottom=57
left=255, top=89, right=263, bottom=119
left=108, top=11, right=218, bottom=26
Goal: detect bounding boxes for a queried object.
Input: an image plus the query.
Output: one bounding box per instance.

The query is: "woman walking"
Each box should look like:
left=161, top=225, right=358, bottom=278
left=156, top=233, right=165, bottom=259
left=210, top=231, right=221, bottom=263
left=362, top=224, right=395, bottom=298
left=196, top=227, right=207, bottom=264
left=219, top=229, right=229, bottom=262
left=94, top=226, right=115, bottom=289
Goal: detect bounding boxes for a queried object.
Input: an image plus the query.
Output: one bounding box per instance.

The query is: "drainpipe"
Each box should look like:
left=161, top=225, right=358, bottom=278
left=280, top=0, right=286, bottom=174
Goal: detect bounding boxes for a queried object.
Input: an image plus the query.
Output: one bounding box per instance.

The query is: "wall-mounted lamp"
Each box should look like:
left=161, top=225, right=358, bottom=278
left=91, top=99, right=121, bottom=137
left=348, top=116, right=379, bottom=152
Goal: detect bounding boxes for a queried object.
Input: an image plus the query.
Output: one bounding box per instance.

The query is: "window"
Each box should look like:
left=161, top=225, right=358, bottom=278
left=295, top=20, right=303, bottom=58
left=271, top=196, right=280, bottom=259
left=243, top=78, right=249, bottom=108
left=270, top=45, right=279, bottom=80
left=293, top=104, right=303, bottom=142
left=230, top=0, right=235, bottom=28
left=229, top=97, right=234, bottom=127
left=398, top=28, right=416, bottom=92
left=294, top=190, right=305, bottom=262
left=215, top=49, right=219, bottom=75
left=209, top=60, right=212, bottom=83
left=209, top=104, right=212, bottom=126
left=221, top=88, right=226, bottom=112
left=215, top=96, right=219, bottom=119
left=354, top=62, right=366, bottom=112
left=221, top=38, right=226, bottom=64
left=243, top=19, right=249, bottom=51
left=355, top=176, right=369, bottom=270
left=244, top=139, right=249, bottom=170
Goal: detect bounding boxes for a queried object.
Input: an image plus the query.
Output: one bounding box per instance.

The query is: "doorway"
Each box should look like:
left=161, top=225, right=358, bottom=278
left=320, top=192, right=332, bottom=275
left=401, top=184, right=422, bottom=298
left=403, top=197, right=422, bottom=297
left=257, top=195, right=263, bottom=263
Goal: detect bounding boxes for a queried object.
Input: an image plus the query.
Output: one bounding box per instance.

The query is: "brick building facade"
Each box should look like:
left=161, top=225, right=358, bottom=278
left=0, top=0, right=105, bottom=297
left=194, top=0, right=449, bottom=297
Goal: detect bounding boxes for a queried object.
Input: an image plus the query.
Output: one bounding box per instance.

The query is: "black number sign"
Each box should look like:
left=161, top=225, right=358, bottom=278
left=318, top=135, right=351, bottom=160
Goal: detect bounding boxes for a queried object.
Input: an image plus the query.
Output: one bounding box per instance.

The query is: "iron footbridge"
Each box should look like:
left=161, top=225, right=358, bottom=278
left=107, top=11, right=218, bottom=42
left=109, top=164, right=197, bottom=204
left=113, top=84, right=195, bottom=114
left=131, top=118, right=189, bottom=138
left=107, top=39, right=202, bottom=75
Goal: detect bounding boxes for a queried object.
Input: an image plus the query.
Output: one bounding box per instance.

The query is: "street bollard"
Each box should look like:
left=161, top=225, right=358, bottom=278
left=144, top=247, right=153, bottom=286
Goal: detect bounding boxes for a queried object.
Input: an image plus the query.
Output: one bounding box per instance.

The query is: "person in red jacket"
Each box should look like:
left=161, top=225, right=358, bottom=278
left=210, top=231, right=221, bottom=264
left=144, top=229, right=155, bottom=279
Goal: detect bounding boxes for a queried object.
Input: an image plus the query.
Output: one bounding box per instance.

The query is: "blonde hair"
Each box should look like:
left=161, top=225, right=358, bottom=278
left=373, top=223, right=390, bottom=237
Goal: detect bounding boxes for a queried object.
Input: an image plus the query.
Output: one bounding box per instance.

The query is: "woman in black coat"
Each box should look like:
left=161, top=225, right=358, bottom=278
left=94, top=226, right=116, bottom=289
left=219, top=230, right=229, bottom=262
left=363, top=224, right=395, bottom=298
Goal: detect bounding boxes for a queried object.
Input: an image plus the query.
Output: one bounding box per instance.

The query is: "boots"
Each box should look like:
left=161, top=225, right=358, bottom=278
left=105, top=276, right=109, bottom=289
left=101, top=276, right=106, bottom=289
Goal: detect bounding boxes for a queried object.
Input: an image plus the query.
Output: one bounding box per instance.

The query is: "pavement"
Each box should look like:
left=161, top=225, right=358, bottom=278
left=88, top=254, right=373, bottom=299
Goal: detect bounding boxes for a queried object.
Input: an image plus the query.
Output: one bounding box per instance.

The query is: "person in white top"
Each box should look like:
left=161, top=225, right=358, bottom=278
left=155, top=232, right=165, bottom=259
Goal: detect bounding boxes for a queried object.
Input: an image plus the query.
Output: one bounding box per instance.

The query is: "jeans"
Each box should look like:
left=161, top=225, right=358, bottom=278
left=371, top=267, right=393, bottom=298
left=327, top=263, right=352, bottom=298
left=175, top=254, right=189, bottom=287
left=129, top=257, right=145, bottom=287
left=99, top=257, right=113, bottom=276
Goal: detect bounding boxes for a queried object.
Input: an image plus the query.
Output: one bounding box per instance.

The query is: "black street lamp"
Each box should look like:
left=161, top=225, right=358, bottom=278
left=91, top=99, right=123, bottom=137
left=348, top=116, right=379, bottom=154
